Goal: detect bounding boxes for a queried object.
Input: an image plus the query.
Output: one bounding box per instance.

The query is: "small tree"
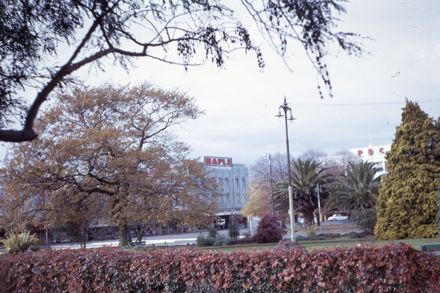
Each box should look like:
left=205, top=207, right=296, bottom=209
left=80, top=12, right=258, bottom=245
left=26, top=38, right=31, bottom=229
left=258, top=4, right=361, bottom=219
left=274, top=158, right=333, bottom=226
left=351, top=208, right=376, bottom=234
left=375, top=101, right=440, bottom=239
left=326, top=161, right=380, bottom=216
left=252, top=214, right=283, bottom=243
left=228, top=216, right=240, bottom=242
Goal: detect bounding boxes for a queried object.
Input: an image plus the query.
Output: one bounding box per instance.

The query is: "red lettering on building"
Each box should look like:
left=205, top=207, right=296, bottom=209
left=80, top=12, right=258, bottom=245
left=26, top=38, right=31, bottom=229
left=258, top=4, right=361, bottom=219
left=357, top=150, right=363, bottom=156
left=368, top=148, right=374, bottom=156
left=204, top=156, right=233, bottom=167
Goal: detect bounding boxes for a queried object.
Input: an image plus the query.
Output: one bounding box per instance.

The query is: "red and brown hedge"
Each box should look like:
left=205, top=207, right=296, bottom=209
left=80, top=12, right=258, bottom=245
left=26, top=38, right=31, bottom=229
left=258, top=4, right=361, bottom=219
left=0, top=244, right=439, bottom=292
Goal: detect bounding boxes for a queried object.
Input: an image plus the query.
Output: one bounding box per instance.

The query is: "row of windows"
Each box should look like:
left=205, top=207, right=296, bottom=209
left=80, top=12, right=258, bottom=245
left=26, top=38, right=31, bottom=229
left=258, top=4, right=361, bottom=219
left=217, top=177, right=247, bottom=192
left=217, top=193, right=246, bottom=208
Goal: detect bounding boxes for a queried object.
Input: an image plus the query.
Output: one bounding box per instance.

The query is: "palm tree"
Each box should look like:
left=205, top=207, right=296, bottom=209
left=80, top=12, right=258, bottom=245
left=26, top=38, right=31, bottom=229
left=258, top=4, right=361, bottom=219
left=326, top=161, right=381, bottom=215
left=274, top=158, right=334, bottom=226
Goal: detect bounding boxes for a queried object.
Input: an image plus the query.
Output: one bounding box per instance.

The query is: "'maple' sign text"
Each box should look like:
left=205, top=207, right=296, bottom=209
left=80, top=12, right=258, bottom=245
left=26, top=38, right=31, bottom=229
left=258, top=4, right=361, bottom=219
left=204, top=156, right=233, bottom=167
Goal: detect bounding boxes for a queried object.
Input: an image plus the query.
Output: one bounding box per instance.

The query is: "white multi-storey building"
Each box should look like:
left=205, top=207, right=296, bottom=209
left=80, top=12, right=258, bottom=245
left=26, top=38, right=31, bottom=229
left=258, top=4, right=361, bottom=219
left=348, top=144, right=391, bottom=176
left=203, top=156, right=249, bottom=220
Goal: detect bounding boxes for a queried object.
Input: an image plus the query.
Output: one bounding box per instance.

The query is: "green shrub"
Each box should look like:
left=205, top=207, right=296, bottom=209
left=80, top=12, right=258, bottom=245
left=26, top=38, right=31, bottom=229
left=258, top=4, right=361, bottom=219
left=295, top=235, right=326, bottom=241
left=208, top=226, right=217, bottom=238
left=305, top=225, right=317, bottom=238
left=352, top=208, right=376, bottom=234
left=196, top=235, right=215, bottom=247
left=213, top=235, right=231, bottom=246
left=0, top=244, right=439, bottom=292
left=347, top=231, right=370, bottom=239
left=1, top=231, right=38, bottom=254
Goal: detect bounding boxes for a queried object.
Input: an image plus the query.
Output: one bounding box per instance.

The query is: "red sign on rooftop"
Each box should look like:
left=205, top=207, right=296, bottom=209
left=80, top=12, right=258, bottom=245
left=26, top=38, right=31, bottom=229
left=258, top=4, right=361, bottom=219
left=204, top=156, right=233, bottom=167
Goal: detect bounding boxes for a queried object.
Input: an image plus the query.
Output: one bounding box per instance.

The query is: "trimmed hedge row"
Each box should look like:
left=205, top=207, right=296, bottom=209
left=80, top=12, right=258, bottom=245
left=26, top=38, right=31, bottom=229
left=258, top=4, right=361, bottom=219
left=0, top=244, right=439, bottom=292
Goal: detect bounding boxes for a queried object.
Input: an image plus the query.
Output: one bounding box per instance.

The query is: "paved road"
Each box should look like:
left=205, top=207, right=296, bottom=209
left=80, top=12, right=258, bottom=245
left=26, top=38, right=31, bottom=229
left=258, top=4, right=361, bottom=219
left=1, top=222, right=361, bottom=251
left=49, top=229, right=250, bottom=250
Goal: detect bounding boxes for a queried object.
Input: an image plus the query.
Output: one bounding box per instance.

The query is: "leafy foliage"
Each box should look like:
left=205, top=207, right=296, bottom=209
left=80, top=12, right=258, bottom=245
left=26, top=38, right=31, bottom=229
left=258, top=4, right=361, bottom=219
left=196, top=234, right=231, bottom=247
left=351, top=208, right=376, bottom=234
left=375, top=101, right=440, bottom=240
left=242, top=153, right=287, bottom=217
left=326, top=161, right=381, bottom=214
left=252, top=214, right=283, bottom=243
left=0, top=245, right=439, bottom=292
left=1, top=231, right=38, bottom=254
left=208, top=226, right=217, bottom=239
left=213, top=234, right=232, bottom=246
left=2, top=84, right=217, bottom=246
left=196, top=235, right=215, bottom=247
left=0, top=0, right=361, bottom=142
left=305, top=225, right=317, bottom=238
left=437, top=188, right=440, bottom=234
left=241, top=181, right=273, bottom=217
left=274, top=158, right=333, bottom=225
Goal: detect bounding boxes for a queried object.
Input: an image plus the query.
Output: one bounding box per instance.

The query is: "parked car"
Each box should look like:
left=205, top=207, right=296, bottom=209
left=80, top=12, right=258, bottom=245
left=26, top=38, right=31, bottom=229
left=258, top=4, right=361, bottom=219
left=214, top=218, right=226, bottom=229
left=327, top=214, right=348, bottom=221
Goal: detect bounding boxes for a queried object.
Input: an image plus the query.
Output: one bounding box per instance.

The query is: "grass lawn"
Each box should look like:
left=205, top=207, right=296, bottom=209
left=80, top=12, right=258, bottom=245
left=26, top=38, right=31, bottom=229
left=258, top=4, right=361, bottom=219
left=200, top=237, right=440, bottom=253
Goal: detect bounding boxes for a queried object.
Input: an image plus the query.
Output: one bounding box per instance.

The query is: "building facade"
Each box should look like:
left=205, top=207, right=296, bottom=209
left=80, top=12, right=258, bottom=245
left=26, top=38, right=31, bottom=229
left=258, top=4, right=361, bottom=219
left=203, top=156, right=249, bottom=225
left=348, top=144, right=391, bottom=176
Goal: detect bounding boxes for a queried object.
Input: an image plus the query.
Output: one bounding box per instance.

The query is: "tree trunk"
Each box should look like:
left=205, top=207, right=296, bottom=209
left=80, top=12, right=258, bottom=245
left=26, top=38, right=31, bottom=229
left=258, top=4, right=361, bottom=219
left=304, top=211, right=314, bottom=226
left=119, top=223, right=128, bottom=246
left=136, top=224, right=145, bottom=243
left=80, top=224, right=87, bottom=249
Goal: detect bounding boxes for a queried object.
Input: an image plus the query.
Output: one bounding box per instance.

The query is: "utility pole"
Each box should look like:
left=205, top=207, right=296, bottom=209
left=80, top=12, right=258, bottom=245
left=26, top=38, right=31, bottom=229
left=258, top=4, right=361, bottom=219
left=317, top=183, right=322, bottom=232
left=276, top=97, right=296, bottom=243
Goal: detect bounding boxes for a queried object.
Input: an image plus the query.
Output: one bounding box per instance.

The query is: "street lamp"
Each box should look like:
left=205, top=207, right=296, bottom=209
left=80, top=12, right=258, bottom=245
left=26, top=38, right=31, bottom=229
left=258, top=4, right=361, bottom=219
left=263, top=154, right=275, bottom=214
left=276, top=97, right=296, bottom=243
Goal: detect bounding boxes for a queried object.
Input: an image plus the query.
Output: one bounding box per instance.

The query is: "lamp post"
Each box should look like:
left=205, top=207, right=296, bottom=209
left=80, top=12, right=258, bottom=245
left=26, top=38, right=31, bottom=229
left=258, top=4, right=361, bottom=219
left=276, top=97, right=296, bottom=243
left=263, top=154, right=275, bottom=214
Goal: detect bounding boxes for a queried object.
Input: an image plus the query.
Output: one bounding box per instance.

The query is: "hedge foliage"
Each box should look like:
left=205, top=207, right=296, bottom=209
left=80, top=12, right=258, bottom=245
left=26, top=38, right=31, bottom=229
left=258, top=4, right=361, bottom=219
left=0, top=244, right=439, bottom=292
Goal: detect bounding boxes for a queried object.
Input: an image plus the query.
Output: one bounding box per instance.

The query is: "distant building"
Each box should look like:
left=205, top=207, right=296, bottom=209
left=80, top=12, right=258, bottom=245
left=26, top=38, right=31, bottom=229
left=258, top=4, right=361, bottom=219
left=349, top=144, right=391, bottom=176
left=203, top=156, right=249, bottom=226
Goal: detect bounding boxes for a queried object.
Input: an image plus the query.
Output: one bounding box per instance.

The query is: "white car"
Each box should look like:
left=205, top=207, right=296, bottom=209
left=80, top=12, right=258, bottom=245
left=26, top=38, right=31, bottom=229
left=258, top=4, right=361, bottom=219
left=215, top=218, right=226, bottom=228
left=327, top=214, right=348, bottom=221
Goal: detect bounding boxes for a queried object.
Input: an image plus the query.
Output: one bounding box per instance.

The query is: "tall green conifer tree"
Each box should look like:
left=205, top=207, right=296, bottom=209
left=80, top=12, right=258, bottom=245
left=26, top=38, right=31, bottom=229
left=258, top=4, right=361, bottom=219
left=375, top=101, right=440, bottom=239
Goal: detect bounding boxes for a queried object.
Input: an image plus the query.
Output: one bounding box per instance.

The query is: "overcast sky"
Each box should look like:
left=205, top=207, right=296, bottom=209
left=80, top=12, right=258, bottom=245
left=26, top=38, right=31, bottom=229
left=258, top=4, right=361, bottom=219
left=1, top=0, right=440, bottom=167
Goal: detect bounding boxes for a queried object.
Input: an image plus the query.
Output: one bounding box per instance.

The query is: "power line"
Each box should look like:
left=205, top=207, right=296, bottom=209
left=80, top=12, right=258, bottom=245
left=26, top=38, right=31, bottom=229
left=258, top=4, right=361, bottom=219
left=292, top=99, right=440, bottom=107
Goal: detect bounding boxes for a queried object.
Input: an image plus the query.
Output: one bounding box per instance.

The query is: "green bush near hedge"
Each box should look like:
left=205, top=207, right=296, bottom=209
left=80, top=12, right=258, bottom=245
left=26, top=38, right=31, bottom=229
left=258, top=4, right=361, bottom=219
left=196, top=235, right=215, bottom=247
left=1, top=231, right=38, bottom=254
left=196, top=234, right=232, bottom=247
left=0, top=244, right=439, bottom=292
